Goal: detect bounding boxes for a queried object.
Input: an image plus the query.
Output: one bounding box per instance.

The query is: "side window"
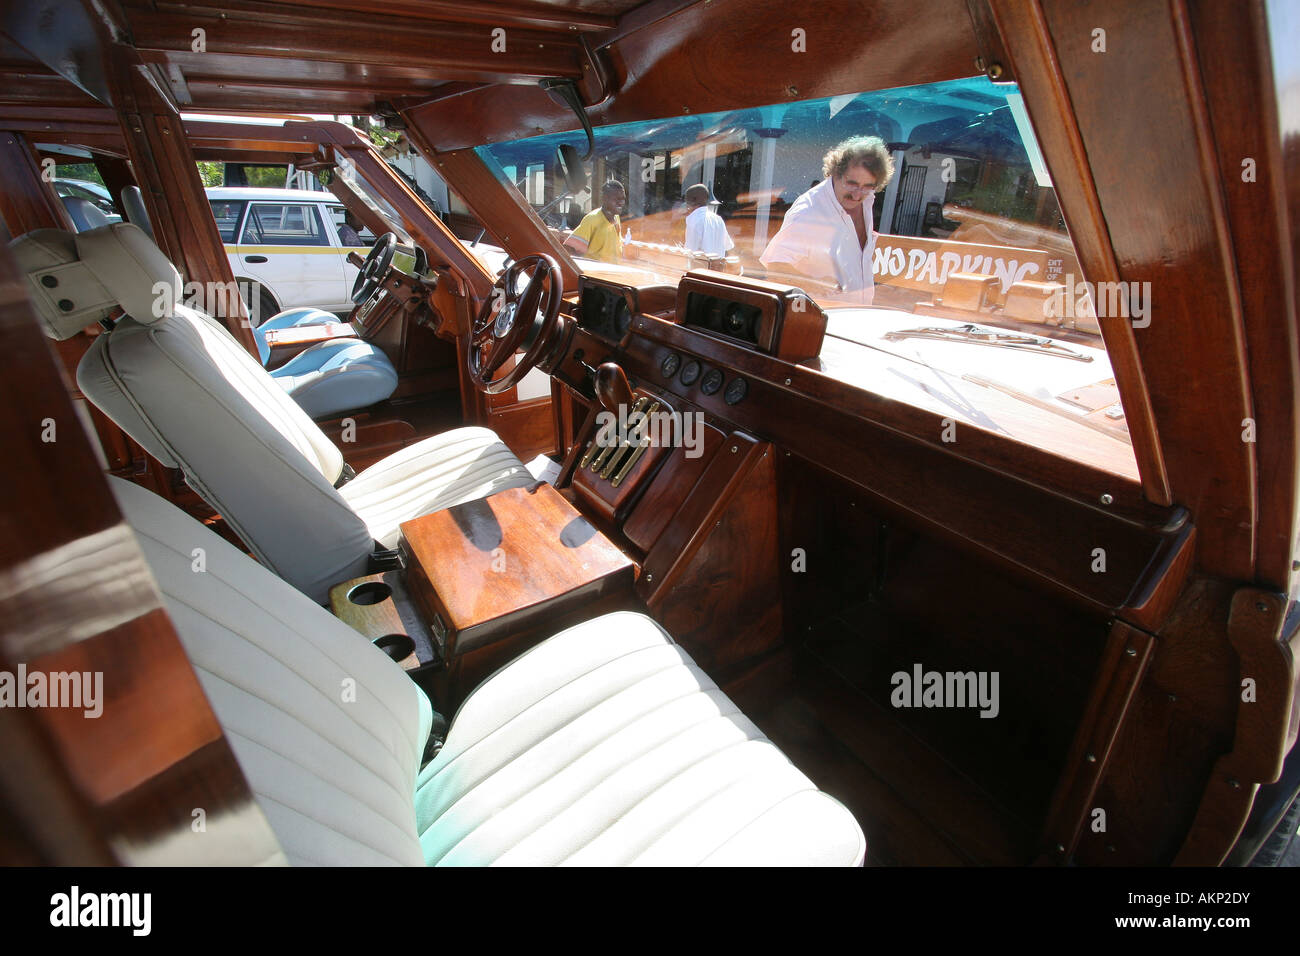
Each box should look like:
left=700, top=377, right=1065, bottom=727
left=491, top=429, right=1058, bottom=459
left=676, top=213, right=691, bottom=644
left=209, top=200, right=247, bottom=242
left=52, top=168, right=121, bottom=223
left=241, top=203, right=328, bottom=246
left=327, top=204, right=374, bottom=247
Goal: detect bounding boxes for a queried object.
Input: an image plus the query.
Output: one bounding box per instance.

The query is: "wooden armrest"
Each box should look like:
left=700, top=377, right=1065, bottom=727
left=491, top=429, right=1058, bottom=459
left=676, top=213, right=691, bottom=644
left=262, top=322, right=356, bottom=348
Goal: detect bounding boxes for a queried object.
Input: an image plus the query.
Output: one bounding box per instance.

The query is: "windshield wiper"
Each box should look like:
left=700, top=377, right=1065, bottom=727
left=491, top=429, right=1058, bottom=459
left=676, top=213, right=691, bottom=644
left=882, top=324, right=1094, bottom=363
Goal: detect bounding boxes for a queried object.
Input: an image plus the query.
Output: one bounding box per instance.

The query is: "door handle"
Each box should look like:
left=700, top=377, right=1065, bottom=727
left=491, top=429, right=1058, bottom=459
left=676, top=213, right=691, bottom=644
left=245, top=255, right=268, bottom=263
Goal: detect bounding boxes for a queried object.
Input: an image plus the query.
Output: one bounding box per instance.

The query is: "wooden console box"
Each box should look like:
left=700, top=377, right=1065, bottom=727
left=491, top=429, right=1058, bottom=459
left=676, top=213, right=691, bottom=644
left=399, top=481, right=637, bottom=702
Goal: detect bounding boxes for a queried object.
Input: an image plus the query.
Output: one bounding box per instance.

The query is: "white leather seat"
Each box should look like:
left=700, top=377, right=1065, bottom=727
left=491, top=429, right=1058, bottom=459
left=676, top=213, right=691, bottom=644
left=113, top=475, right=866, bottom=866
left=340, top=426, right=537, bottom=548
left=11, top=225, right=534, bottom=602
left=246, top=306, right=401, bottom=419
left=415, top=614, right=865, bottom=865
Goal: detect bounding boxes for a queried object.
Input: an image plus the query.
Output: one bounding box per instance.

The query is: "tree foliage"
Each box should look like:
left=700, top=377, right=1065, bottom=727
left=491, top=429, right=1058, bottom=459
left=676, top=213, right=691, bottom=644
left=196, top=161, right=224, bottom=187
left=56, top=162, right=105, bottom=186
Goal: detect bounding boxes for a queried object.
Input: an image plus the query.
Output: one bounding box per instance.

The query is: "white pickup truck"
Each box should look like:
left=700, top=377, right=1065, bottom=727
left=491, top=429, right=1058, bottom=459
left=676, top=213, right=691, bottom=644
left=206, top=186, right=373, bottom=322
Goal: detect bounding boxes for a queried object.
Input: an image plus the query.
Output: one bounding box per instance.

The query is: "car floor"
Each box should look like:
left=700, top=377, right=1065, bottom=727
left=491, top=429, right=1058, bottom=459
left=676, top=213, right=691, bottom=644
left=734, top=606, right=1039, bottom=867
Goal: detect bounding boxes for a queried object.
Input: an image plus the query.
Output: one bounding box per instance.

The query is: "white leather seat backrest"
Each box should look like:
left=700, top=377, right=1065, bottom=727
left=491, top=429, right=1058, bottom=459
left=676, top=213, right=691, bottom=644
left=79, top=305, right=376, bottom=602
left=110, top=476, right=431, bottom=866
left=11, top=223, right=375, bottom=602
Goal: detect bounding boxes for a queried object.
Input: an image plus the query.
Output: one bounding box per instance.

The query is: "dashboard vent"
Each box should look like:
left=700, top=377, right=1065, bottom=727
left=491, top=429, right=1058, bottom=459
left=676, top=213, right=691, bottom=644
left=683, top=292, right=764, bottom=347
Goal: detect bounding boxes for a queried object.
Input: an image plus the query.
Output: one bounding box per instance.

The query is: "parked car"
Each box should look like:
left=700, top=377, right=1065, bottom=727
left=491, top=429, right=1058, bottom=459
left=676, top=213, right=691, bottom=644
left=205, top=186, right=374, bottom=321
left=53, top=177, right=123, bottom=227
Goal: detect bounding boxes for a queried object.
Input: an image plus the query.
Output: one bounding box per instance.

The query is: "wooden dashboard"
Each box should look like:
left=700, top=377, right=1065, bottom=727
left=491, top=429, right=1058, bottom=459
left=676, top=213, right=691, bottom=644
left=550, top=272, right=1191, bottom=636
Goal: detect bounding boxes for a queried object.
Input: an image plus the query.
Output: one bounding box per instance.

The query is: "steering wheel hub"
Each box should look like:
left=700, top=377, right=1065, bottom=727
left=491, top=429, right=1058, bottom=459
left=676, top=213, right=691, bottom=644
left=494, top=303, right=517, bottom=337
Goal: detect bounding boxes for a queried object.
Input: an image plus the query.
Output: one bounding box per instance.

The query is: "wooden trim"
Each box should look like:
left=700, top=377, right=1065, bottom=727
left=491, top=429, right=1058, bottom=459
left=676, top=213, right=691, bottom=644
left=631, top=313, right=1159, bottom=521
left=1174, top=587, right=1299, bottom=864
left=1120, top=520, right=1197, bottom=633
left=416, top=142, right=580, bottom=294
left=0, top=131, right=75, bottom=234
left=0, top=241, right=283, bottom=865
left=129, top=7, right=587, bottom=82
left=998, top=0, right=1264, bottom=581
left=210, top=0, right=620, bottom=31
left=639, top=432, right=769, bottom=603
left=988, top=0, right=1170, bottom=507
left=1184, top=0, right=1300, bottom=590
left=592, top=0, right=706, bottom=49
left=1037, top=621, right=1154, bottom=862
left=109, top=49, right=260, bottom=357
left=334, top=134, right=496, bottom=298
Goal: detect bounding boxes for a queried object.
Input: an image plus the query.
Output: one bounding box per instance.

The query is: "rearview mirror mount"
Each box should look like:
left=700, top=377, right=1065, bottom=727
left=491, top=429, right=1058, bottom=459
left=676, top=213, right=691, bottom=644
left=556, top=143, right=588, bottom=196
left=539, top=77, right=596, bottom=160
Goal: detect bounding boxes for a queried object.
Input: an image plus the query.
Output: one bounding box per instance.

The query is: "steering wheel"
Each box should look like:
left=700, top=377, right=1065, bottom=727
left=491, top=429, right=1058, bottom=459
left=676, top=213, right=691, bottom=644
left=351, top=231, right=397, bottom=305
left=467, top=255, right=564, bottom=394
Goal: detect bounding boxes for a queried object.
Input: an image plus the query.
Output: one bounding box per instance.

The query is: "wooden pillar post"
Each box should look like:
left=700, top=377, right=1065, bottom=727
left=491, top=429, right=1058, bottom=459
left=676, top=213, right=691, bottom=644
left=108, top=52, right=259, bottom=356
left=0, top=132, right=75, bottom=236
left=95, top=155, right=138, bottom=218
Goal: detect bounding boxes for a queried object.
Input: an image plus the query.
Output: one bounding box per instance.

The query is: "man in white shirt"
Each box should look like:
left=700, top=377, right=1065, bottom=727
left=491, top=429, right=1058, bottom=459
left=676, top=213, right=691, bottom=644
left=760, top=135, right=895, bottom=304
left=683, top=183, right=734, bottom=264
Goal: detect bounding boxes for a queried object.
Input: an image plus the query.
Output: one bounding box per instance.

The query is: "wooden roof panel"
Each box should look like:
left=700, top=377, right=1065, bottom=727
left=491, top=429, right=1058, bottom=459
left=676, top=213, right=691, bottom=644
left=123, top=0, right=642, bottom=32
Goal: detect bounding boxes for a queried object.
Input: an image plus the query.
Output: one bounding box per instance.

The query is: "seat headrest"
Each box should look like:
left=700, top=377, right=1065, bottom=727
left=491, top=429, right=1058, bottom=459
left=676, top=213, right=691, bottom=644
left=9, top=223, right=182, bottom=340
left=120, top=186, right=155, bottom=241
left=9, top=229, right=118, bottom=340
left=76, top=223, right=182, bottom=323
left=61, top=195, right=112, bottom=233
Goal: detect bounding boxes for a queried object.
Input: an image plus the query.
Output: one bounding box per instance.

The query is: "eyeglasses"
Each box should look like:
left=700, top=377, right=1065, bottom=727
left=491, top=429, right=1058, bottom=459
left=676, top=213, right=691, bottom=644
left=839, top=176, right=878, bottom=196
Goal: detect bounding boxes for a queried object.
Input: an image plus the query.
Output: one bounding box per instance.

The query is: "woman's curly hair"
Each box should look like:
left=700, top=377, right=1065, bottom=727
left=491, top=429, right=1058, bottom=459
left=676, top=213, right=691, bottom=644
left=821, top=136, right=895, bottom=191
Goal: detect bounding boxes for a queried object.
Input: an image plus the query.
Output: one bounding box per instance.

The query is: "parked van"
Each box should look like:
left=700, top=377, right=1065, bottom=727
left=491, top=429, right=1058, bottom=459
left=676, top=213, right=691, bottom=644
left=206, top=186, right=373, bottom=321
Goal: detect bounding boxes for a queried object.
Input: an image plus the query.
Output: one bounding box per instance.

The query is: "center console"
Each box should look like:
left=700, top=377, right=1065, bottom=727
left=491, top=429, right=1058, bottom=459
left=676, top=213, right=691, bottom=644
left=329, top=270, right=827, bottom=703
left=537, top=271, right=833, bottom=678
left=328, top=481, right=636, bottom=706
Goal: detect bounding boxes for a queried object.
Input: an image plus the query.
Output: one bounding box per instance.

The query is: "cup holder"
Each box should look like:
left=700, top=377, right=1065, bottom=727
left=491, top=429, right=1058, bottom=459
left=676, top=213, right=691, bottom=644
left=348, top=581, right=393, bottom=606
left=374, top=633, right=416, bottom=662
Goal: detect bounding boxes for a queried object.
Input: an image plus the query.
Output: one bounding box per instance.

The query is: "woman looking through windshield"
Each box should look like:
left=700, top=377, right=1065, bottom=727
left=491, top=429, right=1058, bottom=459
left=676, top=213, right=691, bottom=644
left=760, top=136, right=894, bottom=304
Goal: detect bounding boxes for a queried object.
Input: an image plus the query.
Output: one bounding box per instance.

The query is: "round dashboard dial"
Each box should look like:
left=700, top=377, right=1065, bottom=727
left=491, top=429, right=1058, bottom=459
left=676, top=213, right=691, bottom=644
left=700, top=368, right=724, bottom=396
left=661, top=353, right=681, bottom=378
left=724, top=377, right=749, bottom=405
left=679, top=359, right=702, bottom=387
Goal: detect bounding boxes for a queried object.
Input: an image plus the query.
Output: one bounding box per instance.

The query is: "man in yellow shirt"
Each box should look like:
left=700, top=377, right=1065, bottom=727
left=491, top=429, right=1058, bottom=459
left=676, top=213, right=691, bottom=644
left=563, top=180, right=626, bottom=262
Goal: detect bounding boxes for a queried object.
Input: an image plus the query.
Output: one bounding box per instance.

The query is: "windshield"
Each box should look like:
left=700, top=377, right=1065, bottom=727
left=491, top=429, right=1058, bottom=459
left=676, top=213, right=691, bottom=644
left=333, top=153, right=413, bottom=245
left=478, top=76, right=1084, bottom=307
left=479, top=76, right=1135, bottom=458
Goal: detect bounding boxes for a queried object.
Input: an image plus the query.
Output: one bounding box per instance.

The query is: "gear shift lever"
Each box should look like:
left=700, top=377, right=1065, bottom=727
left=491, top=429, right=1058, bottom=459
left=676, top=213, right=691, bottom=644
left=594, top=362, right=634, bottom=414
left=556, top=363, right=633, bottom=490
